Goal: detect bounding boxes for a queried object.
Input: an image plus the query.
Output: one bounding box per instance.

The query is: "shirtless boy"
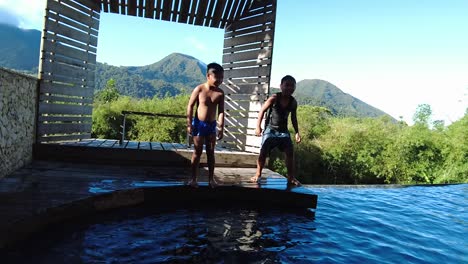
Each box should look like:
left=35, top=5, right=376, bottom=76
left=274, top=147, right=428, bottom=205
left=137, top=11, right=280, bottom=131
left=186, top=63, right=225, bottom=188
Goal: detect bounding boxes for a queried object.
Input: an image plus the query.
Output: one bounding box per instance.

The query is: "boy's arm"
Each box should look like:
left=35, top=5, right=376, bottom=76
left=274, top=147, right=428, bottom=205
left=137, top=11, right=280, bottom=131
left=255, top=95, right=276, bottom=136
left=186, top=86, right=200, bottom=133
left=217, top=93, right=225, bottom=140
left=291, top=99, right=301, bottom=143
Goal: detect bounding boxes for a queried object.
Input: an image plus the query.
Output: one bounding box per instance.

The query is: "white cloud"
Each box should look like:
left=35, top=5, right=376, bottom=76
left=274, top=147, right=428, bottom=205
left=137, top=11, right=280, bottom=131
left=185, top=36, right=207, bottom=52
left=0, top=0, right=45, bottom=29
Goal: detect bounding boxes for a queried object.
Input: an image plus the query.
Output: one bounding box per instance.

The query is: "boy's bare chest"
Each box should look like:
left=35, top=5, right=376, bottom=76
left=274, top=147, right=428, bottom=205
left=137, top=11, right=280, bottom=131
left=199, top=90, right=222, bottom=105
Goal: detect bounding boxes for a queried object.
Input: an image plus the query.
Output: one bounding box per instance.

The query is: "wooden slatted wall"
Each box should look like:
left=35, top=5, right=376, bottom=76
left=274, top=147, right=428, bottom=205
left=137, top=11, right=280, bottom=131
left=99, top=0, right=254, bottom=29
left=38, top=0, right=100, bottom=143
left=220, top=0, right=276, bottom=153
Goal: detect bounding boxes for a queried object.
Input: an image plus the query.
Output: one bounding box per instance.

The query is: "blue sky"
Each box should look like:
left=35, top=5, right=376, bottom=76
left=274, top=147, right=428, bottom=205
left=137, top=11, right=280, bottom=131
left=0, top=0, right=467, bottom=125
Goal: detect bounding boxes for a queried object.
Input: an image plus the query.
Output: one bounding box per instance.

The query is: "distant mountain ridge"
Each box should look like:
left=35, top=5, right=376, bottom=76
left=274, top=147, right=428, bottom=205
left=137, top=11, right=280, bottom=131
left=294, top=79, right=391, bottom=118
left=0, top=23, right=392, bottom=119
left=0, top=23, right=40, bottom=72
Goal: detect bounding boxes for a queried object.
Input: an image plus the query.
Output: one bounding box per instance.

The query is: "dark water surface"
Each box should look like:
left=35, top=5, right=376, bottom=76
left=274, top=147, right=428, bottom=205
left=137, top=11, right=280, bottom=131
left=4, top=184, right=467, bottom=263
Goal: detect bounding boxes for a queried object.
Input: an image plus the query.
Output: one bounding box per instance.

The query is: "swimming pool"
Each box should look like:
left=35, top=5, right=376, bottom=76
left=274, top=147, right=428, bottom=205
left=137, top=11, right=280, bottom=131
left=3, top=184, right=466, bottom=263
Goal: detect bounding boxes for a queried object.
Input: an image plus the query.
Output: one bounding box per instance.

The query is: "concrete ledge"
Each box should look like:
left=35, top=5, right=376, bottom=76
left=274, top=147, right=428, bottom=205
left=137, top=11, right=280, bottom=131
left=0, top=186, right=317, bottom=249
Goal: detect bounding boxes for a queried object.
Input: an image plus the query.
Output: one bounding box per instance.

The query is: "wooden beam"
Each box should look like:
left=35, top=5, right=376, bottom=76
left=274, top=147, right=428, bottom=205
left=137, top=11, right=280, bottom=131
left=128, top=0, right=137, bottom=16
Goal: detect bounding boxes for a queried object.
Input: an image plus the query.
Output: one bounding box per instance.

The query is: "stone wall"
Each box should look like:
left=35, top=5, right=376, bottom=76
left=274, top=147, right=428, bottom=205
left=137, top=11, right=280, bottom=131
left=0, top=68, right=38, bottom=178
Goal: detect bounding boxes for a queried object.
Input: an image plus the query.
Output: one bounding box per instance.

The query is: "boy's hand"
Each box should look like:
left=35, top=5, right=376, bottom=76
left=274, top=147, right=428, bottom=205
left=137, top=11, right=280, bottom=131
left=255, top=127, right=262, bottom=136
left=217, top=128, right=224, bottom=140
left=187, top=125, right=192, bottom=136
left=295, top=133, right=301, bottom=143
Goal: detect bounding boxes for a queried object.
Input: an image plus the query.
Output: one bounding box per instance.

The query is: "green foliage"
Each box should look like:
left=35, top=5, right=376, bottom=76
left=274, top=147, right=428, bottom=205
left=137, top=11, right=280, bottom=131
left=92, top=94, right=189, bottom=143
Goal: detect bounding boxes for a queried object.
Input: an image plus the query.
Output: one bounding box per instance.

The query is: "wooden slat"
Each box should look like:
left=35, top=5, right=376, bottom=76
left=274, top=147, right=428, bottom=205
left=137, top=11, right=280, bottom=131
left=45, top=20, right=98, bottom=47
left=120, top=0, right=126, bottom=14
left=128, top=0, right=137, bottom=16
left=222, top=59, right=270, bottom=69
left=225, top=116, right=259, bottom=128
left=226, top=110, right=258, bottom=118
left=226, top=93, right=267, bottom=101
left=204, top=0, right=217, bottom=26
left=60, top=0, right=100, bottom=19
left=40, top=94, right=93, bottom=104
left=46, top=11, right=98, bottom=37
left=40, top=81, right=94, bottom=98
left=227, top=0, right=241, bottom=22
left=224, top=76, right=269, bottom=83
left=224, top=23, right=271, bottom=38
left=227, top=11, right=273, bottom=31
left=224, top=83, right=269, bottom=94
left=233, top=0, right=249, bottom=21
left=41, top=74, right=93, bottom=87
left=211, top=0, right=227, bottom=28
left=240, top=3, right=273, bottom=19
left=244, top=145, right=260, bottom=153
left=188, top=0, right=198, bottom=24
left=171, top=0, right=180, bottom=22
left=223, top=48, right=272, bottom=63
left=38, top=133, right=91, bottom=142
left=46, top=0, right=99, bottom=30
left=224, top=67, right=270, bottom=79
left=220, top=0, right=235, bottom=28
left=86, top=139, right=107, bottom=147
left=110, top=0, right=119, bottom=13
left=225, top=99, right=262, bottom=112
left=42, top=39, right=97, bottom=64
left=44, top=32, right=97, bottom=54
left=79, top=0, right=102, bottom=11
left=155, top=0, right=163, bottom=19
left=39, top=102, right=93, bottom=115
left=138, top=0, right=145, bottom=17
left=161, top=0, right=172, bottom=21
left=38, top=123, right=92, bottom=135
left=38, top=115, right=92, bottom=123
left=42, top=52, right=96, bottom=72
left=223, top=41, right=272, bottom=53
left=194, top=0, right=209, bottom=25
left=224, top=30, right=271, bottom=48
left=102, top=0, right=109, bottom=12
left=145, top=0, right=155, bottom=18
left=178, top=0, right=190, bottom=23
left=42, top=60, right=95, bottom=82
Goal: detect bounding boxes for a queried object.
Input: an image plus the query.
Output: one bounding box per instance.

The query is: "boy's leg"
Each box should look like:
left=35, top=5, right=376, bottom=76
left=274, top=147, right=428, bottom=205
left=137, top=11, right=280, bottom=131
left=251, top=151, right=267, bottom=183
left=206, top=134, right=218, bottom=187
left=284, top=146, right=301, bottom=186
left=190, top=135, right=204, bottom=187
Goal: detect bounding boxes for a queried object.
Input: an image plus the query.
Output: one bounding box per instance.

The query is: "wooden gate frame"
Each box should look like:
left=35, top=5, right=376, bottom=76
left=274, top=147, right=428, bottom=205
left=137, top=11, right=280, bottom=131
left=37, top=0, right=277, bottom=153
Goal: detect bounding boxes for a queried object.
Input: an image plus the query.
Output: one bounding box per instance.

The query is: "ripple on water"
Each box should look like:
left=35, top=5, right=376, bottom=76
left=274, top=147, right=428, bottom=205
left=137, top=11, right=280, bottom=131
left=2, top=184, right=467, bottom=263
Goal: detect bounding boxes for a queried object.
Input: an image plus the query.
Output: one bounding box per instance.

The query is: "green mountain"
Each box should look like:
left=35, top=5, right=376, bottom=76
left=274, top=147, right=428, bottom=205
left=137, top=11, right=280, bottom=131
left=0, top=23, right=40, bottom=73
left=95, top=53, right=206, bottom=98
left=292, top=79, right=392, bottom=119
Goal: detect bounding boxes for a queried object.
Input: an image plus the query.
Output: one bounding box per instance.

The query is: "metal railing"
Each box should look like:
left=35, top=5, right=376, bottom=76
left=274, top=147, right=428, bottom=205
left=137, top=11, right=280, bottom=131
left=120, top=110, right=191, bottom=146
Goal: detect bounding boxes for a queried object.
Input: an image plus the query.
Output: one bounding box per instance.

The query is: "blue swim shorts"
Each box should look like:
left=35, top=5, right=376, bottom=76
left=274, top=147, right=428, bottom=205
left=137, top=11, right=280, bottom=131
left=192, top=117, right=217, bottom=137
left=260, top=126, right=293, bottom=154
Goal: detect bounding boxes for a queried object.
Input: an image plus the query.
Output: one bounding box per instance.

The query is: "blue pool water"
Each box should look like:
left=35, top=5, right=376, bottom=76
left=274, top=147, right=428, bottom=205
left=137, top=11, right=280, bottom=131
left=4, top=184, right=467, bottom=263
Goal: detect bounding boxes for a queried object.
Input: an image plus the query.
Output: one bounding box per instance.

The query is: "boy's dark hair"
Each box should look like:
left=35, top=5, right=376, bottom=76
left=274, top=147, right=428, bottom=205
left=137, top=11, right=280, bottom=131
left=281, top=75, right=296, bottom=84
left=207, top=62, right=224, bottom=74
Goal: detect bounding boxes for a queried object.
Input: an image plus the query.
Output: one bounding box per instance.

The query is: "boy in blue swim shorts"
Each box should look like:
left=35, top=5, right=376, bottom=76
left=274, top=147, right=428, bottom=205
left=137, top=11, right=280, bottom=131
left=251, top=75, right=302, bottom=186
left=186, top=63, right=225, bottom=187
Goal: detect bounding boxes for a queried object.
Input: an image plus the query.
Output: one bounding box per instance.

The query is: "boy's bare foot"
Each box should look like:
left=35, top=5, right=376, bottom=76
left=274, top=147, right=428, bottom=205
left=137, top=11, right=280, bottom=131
left=288, top=177, right=301, bottom=187
left=188, top=179, right=199, bottom=188
left=250, top=175, right=261, bottom=183
left=209, top=178, right=220, bottom=188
